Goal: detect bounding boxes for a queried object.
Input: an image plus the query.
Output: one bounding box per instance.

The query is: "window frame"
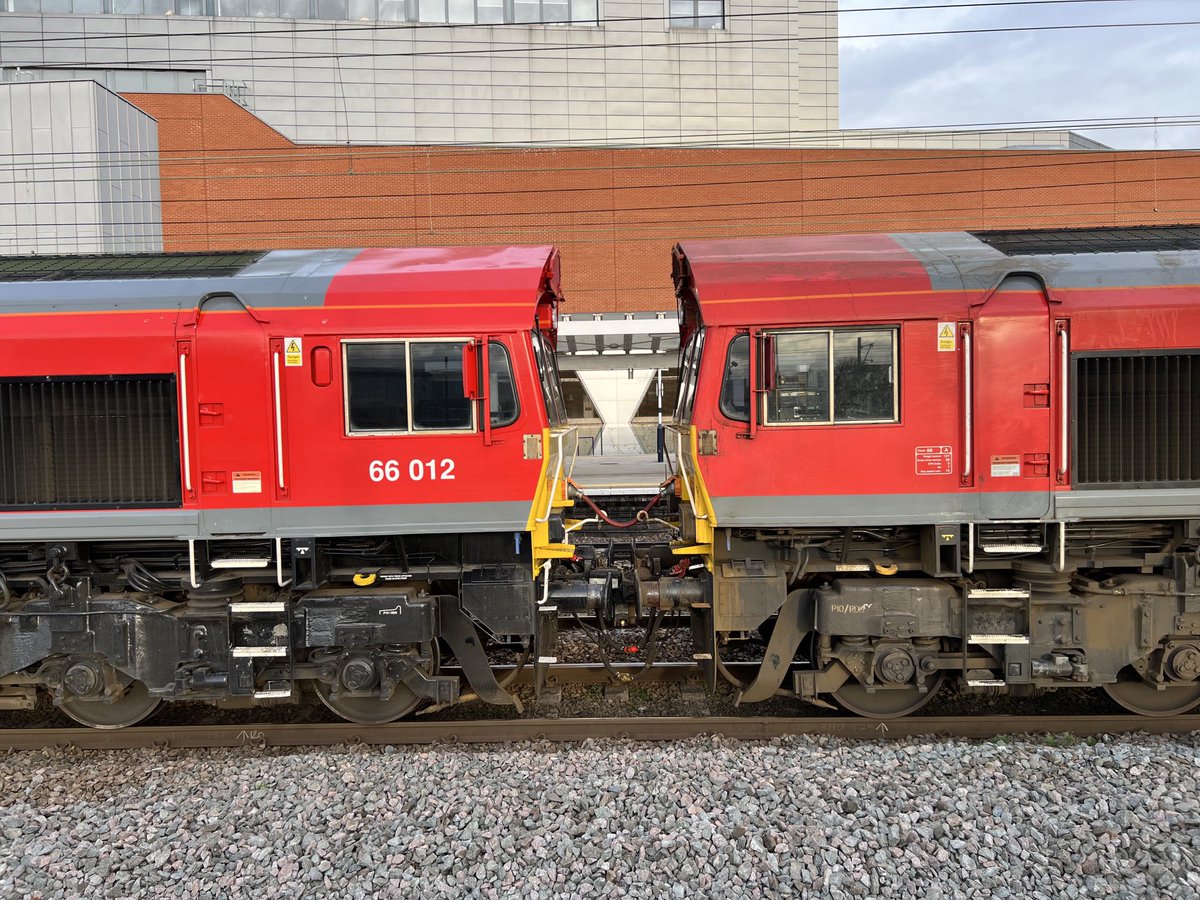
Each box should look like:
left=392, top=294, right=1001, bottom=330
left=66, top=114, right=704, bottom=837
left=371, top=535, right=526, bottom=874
left=761, top=326, right=900, bottom=428
left=718, top=332, right=750, bottom=423
left=673, top=326, right=705, bottom=424
left=342, top=336, right=478, bottom=437
left=486, top=340, right=521, bottom=429
left=530, top=328, right=568, bottom=427
left=667, top=0, right=723, bottom=30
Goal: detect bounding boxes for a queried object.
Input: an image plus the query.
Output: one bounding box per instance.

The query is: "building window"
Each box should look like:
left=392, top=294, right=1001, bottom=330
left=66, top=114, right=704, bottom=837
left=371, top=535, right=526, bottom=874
left=669, top=0, right=722, bottom=29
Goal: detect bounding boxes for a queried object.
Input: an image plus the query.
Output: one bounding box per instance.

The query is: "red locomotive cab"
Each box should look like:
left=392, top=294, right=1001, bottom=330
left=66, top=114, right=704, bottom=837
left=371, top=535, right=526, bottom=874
left=665, top=227, right=1200, bottom=720
left=0, top=245, right=583, bottom=727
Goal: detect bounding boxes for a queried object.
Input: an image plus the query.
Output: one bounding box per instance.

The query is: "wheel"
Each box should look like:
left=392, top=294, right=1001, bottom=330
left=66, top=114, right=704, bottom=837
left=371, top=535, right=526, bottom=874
left=60, top=679, right=161, bottom=729
left=1103, top=668, right=1200, bottom=717
left=832, top=671, right=946, bottom=719
left=314, top=642, right=438, bottom=725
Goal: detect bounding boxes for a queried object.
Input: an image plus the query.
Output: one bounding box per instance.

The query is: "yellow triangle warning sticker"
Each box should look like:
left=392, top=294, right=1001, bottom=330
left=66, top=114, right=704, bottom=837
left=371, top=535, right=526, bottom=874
left=284, top=337, right=303, bottom=366
left=937, top=322, right=956, bottom=351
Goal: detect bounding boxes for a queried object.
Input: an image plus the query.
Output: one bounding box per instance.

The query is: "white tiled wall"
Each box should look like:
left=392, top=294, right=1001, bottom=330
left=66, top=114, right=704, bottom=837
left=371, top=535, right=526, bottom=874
left=0, top=80, right=162, bottom=253
left=0, top=0, right=840, bottom=146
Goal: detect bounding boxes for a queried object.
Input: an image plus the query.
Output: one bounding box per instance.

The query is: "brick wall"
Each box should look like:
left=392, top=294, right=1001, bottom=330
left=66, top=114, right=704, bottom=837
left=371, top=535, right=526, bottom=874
left=125, top=93, right=1200, bottom=313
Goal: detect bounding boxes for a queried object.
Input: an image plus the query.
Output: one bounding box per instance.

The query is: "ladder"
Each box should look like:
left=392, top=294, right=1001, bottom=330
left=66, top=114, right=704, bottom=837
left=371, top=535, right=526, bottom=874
left=228, top=600, right=294, bottom=700
left=963, top=587, right=1031, bottom=687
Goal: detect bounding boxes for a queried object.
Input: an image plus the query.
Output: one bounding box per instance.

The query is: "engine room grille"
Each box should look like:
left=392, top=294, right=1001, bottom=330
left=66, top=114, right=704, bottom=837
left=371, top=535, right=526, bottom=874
left=0, top=376, right=182, bottom=509
left=0, top=251, right=265, bottom=282
left=1075, top=352, right=1200, bottom=488
left=972, top=225, right=1200, bottom=256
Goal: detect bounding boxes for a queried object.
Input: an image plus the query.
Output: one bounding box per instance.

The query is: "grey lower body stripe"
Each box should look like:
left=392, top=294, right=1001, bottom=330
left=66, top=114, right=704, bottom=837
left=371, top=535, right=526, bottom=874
left=0, top=502, right=530, bottom=542
left=0, top=509, right=200, bottom=541
left=1054, top=488, right=1200, bottom=520
left=714, top=492, right=1010, bottom=526
left=713, top=490, right=1200, bottom=526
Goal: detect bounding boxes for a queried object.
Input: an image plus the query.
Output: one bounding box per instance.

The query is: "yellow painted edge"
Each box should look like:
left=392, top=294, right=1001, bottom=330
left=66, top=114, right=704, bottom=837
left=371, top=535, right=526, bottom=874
left=525, top=426, right=577, bottom=576
left=671, top=424, right=718, bottom=571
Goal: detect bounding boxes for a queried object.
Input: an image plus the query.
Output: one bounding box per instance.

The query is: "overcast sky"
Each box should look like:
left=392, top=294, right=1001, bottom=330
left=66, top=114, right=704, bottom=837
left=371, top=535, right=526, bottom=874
left=839, top=0, right=1200, bottom=149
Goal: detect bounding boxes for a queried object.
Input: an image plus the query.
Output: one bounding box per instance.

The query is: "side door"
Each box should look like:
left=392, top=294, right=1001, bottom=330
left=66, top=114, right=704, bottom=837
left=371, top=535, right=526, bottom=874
left=190, top=298, right=280, bottom=535
left=972, top=275, right=1053, bottom=519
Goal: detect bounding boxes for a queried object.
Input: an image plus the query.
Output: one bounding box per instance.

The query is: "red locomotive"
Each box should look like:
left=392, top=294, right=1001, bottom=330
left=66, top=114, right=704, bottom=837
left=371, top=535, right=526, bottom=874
left=662, top=226, right=1200, bottom=716
left=0, top=246, right=578, bottom=726
left=3, top=225, right=1200, bottom=728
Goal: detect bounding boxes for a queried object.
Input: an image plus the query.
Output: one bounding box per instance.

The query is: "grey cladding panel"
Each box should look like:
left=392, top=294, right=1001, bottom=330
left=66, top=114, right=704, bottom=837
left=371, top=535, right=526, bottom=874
left=891, top=230, right=1200, bottom=294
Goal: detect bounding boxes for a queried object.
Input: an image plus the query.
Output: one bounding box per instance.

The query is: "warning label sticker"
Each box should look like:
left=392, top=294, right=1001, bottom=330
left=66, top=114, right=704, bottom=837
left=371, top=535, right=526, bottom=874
left=915, top=445, right=953, bottom=475
left=937, top=322, right=957, bottom=352
left=232, top=471, right=263, bottom=494
left=284, top=337, right=303, bottom=367
left=990, top=455, right=1021, bottom=478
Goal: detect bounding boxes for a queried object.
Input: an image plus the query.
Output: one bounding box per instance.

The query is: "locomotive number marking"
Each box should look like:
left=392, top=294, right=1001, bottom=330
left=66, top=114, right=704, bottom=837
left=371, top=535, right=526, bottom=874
left=369, top=459, right=456, bottom=482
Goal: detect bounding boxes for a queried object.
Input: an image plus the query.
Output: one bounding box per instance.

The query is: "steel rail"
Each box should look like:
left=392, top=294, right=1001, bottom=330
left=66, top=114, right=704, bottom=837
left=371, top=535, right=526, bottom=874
left=2, top=715, right=1198, bottom=752
left=456, top=660, right=749, bottom=685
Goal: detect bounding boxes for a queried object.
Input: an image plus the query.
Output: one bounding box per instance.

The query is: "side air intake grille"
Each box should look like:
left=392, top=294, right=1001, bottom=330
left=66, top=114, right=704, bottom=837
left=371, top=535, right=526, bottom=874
left=1075, top=353, right=1200, bottom=488
left=0, top=376, right=182, bottom=508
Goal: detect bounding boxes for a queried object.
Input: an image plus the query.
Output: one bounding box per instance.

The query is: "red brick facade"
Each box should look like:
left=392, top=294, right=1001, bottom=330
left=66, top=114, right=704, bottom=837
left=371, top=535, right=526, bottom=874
left=125, top=93, right=1200, bottom=313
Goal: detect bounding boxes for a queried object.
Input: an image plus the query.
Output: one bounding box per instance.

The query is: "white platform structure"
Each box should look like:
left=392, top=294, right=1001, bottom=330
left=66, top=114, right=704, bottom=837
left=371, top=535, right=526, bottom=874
left=558, top=312, right=678, bottom=455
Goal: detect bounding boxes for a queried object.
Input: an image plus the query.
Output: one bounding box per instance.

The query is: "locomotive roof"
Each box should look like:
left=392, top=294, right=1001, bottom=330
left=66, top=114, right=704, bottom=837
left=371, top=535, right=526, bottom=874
left=0, top=245, right=560, bottom=330
left=675, top=226, right=1200, bottom=325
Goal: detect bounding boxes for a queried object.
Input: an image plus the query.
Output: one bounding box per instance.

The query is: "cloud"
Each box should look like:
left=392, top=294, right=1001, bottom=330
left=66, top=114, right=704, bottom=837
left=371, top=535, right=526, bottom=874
left=838, top=0, right=1200, bottom=148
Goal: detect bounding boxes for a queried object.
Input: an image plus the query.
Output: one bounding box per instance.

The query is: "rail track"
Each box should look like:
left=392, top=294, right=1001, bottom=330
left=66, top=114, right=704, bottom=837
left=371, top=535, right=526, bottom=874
left=2, top=714, right=1199, bottom=752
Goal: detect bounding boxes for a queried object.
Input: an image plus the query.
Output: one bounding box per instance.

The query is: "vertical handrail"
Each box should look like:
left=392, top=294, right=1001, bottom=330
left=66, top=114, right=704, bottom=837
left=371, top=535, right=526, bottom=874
left=272, top=351, right=286, bottom=491
left=537, top=430, right=565, bottom=523
left=676, top=428, right=709, bottom=520
left=481, top=338, right=492, bottom=447
left=962, top=331, right=973, bottom=479
left=1058, top=326, right=1069, bottom=477
left=747, top=328, right=758, bottom=439
left=179, top=352, right=193, bottom=494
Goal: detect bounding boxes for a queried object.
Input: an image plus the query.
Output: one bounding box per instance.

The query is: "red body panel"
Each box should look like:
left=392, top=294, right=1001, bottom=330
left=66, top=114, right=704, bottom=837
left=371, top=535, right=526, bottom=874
left=677, top=233, right=1200, bottom=522
left=0, top=246, right=560, bottom=533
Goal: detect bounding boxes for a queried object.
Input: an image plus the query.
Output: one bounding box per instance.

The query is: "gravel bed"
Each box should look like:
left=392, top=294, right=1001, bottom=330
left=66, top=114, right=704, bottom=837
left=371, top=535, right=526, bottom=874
left=4, top=732, right=1200, bottom=898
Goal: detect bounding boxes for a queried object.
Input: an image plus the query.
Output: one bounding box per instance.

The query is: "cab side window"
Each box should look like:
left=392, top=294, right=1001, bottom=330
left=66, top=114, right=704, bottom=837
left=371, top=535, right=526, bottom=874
left=767, top=327, right=897, bottom=425
left=345, top=342, right=409, bottom=431
left=488, top=342, right=520, bottom=428
left=769, top=332, right=829, bottom=423
left=411, top=342, right=473, bottom=430
left=720, top=328, right=898, bottom=425
left=719, top=334, right=750, bottom=421
left=531, top=330, right=567, bottom=426
left=674, top=328, right=705, bottom=423
left=345, top=340, right=474, bottom=434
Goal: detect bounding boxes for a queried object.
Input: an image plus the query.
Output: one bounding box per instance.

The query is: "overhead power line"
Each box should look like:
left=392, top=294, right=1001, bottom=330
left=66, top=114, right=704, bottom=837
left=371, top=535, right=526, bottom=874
left=6, top=165, right=1198, bottom=233
left=13, top=209, right=1200, bottom=255
left=4, top=146, right=1199, bottom=203
left=12, top=17, right=1200, bottom=70
left=0, top=113, right=1197, bottom=173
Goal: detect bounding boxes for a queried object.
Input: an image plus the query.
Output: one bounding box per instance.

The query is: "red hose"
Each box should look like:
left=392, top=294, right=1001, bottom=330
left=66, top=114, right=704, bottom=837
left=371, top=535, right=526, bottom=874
left=566, top=477, right=674, bottom=529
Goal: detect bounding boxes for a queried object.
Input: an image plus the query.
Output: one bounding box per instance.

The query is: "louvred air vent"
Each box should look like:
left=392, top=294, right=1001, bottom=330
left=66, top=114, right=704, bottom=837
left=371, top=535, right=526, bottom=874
left=0, top=376, right=182, bottom=509
left=1075, top=353, right=1200, bottom=488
